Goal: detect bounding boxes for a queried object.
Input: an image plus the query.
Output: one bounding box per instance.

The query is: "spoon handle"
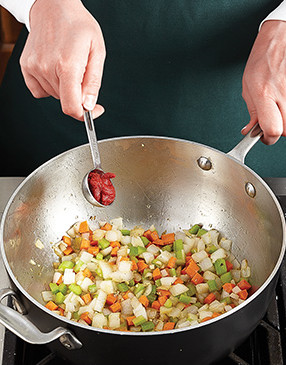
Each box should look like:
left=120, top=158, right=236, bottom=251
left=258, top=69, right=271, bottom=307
left=83, top=110, right=102, bottom=170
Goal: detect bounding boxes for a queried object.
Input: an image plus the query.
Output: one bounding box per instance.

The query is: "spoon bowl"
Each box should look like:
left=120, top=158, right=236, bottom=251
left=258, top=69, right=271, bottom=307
left=82, top=110, right=115, bottom=207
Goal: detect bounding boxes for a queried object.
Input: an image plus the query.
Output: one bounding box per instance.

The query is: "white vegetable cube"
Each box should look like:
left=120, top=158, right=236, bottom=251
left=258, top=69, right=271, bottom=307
left=192, top=250, right=208, bottom=263
left=63, top=269, right=75, bottom=285
left=199, top=311, right=213, bottom=320
left=147, top=244, right=160, bottom=255
left=92, top=229, right=105, bottom=241
left=105, top=230, right=119, bottom=242
left=220, top=238, right=232, bottom=251
left=98, top=261, right=113, bottom=279
left=121, top=236, right=131, bottom=245
left=42, top=291, right=53, bottom=302
left=110, top=217, right=123, bottom=230
left=169, top=283, right=189, bottom=297
left=80, top=251, right=94, bottom=264
left=118, top=260, right=132, bottom=273
left=131, top=236, right=145, bottom=247
left=92, top=313, right=108, bottom=329
left=199, top=257, right=214, bottom=272
left=196, top=283, right=209, bottom=294
left=108, top=313, right=121, bottom=329
left=160, top=277, right=177, bottom=289
left=53, top=271, right=62, bottom=284
left=100, top=280, right=115, bottom=294
left=142, top=252, right=155, bottom=265
left=210, top=248, right=226, bottom=263
left=93, top=290, right=107, bottom=312
left=80, top=277, right=94, bottom=292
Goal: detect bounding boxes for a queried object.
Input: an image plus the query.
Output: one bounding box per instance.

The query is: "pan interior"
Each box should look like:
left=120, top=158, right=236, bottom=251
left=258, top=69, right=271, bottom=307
left=1, top=137, right=284, bottom=304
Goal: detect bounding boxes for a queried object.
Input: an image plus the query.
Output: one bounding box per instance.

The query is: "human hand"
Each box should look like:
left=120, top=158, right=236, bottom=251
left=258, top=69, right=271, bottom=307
left=20, top=0, right=105, bottom=121
left=242, top=20, right=286, bottom=145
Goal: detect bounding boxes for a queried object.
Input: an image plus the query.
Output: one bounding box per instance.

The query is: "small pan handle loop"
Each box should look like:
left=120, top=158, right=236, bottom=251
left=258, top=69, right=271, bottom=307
left=0, top=288, right=82, bottom=350
left=227, top=124, right=263, bottom=163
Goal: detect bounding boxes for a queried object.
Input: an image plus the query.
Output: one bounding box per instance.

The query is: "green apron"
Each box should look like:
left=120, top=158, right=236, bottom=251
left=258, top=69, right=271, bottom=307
left=0, top=0, right=284, bottom=177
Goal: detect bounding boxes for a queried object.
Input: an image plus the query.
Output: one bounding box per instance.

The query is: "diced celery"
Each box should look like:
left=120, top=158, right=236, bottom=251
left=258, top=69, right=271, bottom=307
left=147, top=294, right=157, bottom=303
left=128, top=279, right=135, bottom=287
left=214, top=259, right=227, bottom=276
left=58, top=283, right=68, bottom=295
left=206, top=245, right=217, bottom=254
left=173, top=239, right=183, bottom=251
left=117, top=283, right=129, bottom=292
left=55, top=291, right=65, bottom=304
left=74, top=260, right=84, bottom=273
left=140, top=236, right=149, bottom=246
left=133, top=315, right=147, bottom=326
left=155, top=279, right=161, bottom=287
left=221, top=297, right=231, bottom=304
left=134, top=283, right=145, bottom=296
left=169, top=268, right=176, bottom=277
left=137, top=246, right=147, bottom=255
left=141, top=321, right=155, bottom=332
left=58, top=261, right=74, bottom=271
left=220, top=272, right=232, bottom=285
left=88, top=284, right=97, bottom=293
left=49, top=283, right=59, bottom=294
left=175, top=249, right=186, bottom=265
left=151, top=285, right=157, bottom=295
left=129, top=245, right=139, bottom=257
left=73, top=311, right=80, bottom=320
left=179, top=294, right=192, bottom=304
left=186, top=283, right=196, bottom=297
left=164, top=299, right=173, bottom=308
left=98, top=238, right=110, bottom=249
left=152, top=259, right=163, bottom=268
left=95, top=267, right=103, bottom=278
left=162, top=245, right=172, bottom=252
left=121, top=229, right=130, bottom=236
left=96, top=253, right=103, bottom=260
left=197, top=228, right=208, bottom=237
left=69, top=283, right=82, bottom=295
left=189, top=224, right=200, bottom=235
left=207, top=280, right=218, bottom=292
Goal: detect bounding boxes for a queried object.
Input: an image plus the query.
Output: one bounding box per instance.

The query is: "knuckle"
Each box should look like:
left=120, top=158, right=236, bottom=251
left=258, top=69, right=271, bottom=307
left=61, top=103, right=82, bottom=120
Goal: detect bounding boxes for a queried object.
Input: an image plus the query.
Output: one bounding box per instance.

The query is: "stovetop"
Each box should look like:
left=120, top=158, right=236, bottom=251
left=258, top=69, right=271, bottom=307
left=0, top=177, right=286, bottom=365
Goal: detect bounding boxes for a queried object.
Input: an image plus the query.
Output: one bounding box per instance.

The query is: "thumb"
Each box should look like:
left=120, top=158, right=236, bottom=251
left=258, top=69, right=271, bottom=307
left=82, top=46, right=105, bottom=111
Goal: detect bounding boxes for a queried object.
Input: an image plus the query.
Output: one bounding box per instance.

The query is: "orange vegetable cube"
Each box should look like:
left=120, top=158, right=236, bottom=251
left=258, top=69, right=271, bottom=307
left=80, top=238, right=91, bottom=250
left=82, top=268, right=92, bottom=278
left=201, top=316, right=212, bottom=323
left=157, top=289, right=171, bottom=297
left=126, top=316, right=136, bottom=326
left=88, top=246, right=100, bottom=256
left=191, top=272, right=204, bottom=285
left=139, top=295, right=149, bottom=308
left=80, top=312, right=92, bottom=325
left=158, top=296, right=168, bottom=306
left=174, top=278, right=184, bottom=285
left=225, top=260, right=233, bottom=272
left=152, top=267, right=162, bottom=280
left=110, top=241, right=121, bottom=248
left=79, top=221, right=89, bottom=233
left=63, top=246, right=73, bottom=256
left=106, top=294, right=117, bottom=305
left=161, top=233, right=175, bottom=244
left=163, top=322, right=175, bottom=331
left=111, top=247, right=119, bottom=256
left=167, top=257, right=177, bottom=269
left=131, top=260, right=138, bottom=271
left=185, top=259, right=200, bottom=278
left=81, top=293, right=92, bottom=305
left=101, top=223, right=112, bottom=231
left=237, top=289, right=248, bottom=300
left=204, top=292, right=216, bottom=304
left=62, top=235, right=72, bottom=246
left=222, top=283, right=235, bottom=293
left=151, top=300, right=161, bottom=310
left=137, top=260, right=148, bottom=273
left=237, top=279, right=251, bottom=291
left=110, top=302, right=121, bottom=312
left=45, top=301, right=58, bottom=311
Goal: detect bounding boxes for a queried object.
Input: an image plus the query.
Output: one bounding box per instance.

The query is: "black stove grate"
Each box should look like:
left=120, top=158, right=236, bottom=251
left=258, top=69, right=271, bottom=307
left=2, top=205, right=286, bottom=365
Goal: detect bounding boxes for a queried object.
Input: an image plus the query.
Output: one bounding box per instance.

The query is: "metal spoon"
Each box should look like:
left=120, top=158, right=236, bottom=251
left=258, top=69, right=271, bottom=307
left=82, top=110, right=113, bottom=207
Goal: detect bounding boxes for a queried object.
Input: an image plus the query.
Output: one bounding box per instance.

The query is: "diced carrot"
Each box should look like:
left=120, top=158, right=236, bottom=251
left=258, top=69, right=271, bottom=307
left=152, top=239, right=165, bottom=246
left=139, top=295, right=150, bottom=308
left=88, top=246, right=100, bottom=256
left=56, top=275, right=63, bottom=285
left=81, top=293, right=92, bottom=305
left=181, top=267, right=188, bottom=275
left=237, top=279, right=251, bottom=291
left=83, top=268, right=92, bottom=278
left=137, top=260, right=148, bottom=273
left=185, top=259, right=200, bottom=278
left=174, top=278, right=184, bottom=285
left=106, top=294, right=117, bottom=305
left=122, top=291, right=131, bottom=300
left=131, top=260, right=138, bottom=271
left=151, top=300, right=161, bottom=310
left=143, top=229, right=153, bottom=240
left=110, top=302, right=121, bottom=312
left=158, top=296, right=168, bottom=306
left=111, top=247, right=119, bottom=256
left=163, top=322, right=175, bottom=331
left=212, top=312, right=221, bottom=318
left=167, top=257, right=177, bottom=269
left=157, top=289, right=171, bottom=297
left=237, top=289, right=248, bottom=300
left=79, top=221, right=89, bottom=233
left=222, top=283, right=235, bottom=294
left=120, top=256, right=130, bottom=262
left=161, top=233, right=175, bottom=245
left=63, top=246, right=73, bottom=256
left=80, top=312, right=92, bottom=325
left=153, top=267, right=162, bottom=280
left=150, top=231, right=159, bottom=241
left=80, top=238, right=91, bottom=250
left=191, top=272, right=204, bottom=285
left=126, top=316, right=136, bottom=326
left=225, top=260, right=233, bottom=272
left=90, top=239, right=98, bottom=246
left=201, top=316, right=212, bottom=323
left=204, top=292, right=216, bottom=304
left=110, top=241, right=121, bottom=248
left=58, top=307, right=65, bottom=316
left=45, top=301, right=58, bottom=311
left=101, top=223, right=112, bottom=231
left=62, top=235, right=72, bottom=246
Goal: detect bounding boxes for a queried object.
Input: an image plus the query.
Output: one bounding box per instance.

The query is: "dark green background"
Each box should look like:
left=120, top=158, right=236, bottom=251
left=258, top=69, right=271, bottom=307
left=0, top=0, right=284, bottom=176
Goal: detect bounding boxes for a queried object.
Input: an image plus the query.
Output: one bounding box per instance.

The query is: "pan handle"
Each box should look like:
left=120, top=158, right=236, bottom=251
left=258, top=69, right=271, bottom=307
left=0, top=288, right=82, bottom=350
left=227, top=124, right=263, bottom=163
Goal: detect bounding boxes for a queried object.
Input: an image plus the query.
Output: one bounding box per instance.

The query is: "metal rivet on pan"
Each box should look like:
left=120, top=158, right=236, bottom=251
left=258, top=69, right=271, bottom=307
left=197, top=156, right=212, bottom=171
left=245, top=182, right=256, bottom=198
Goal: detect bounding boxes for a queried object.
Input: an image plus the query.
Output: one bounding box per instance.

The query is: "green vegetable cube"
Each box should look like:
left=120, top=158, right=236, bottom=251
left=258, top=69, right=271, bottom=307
left=186, top=283, right=196, bottom=297
left=69, top=283, right=82, bottom=296
left=162, top=245, right=172, bottom=252
left=197, top=228, right=208, bottom=237
left=155, top=279, right=161, bottom=287
left=221, top=296, right=231, bottom=304
left=140, top=236, right=150, bottom=246
left=88, top=284, right=97, bottom=294
left=164, top=299, right=173, bottom=308
left=58, top=283, right=68, bottom=295
left=73, top=260, right=84, bottom=273
left=188, top=224, right=201, bottom=235
left=214, top=258, right=227, bottom=276
left=175, top=249, right=185, bottom=265
left=173, top=239, right=183, bottom=251
left=49, top=283, right=59, bottom=294
left=179, top=294, right=192, bottom=304
left=55, top=291, right=65, bottom=304
left=169, top=268, right=176, bottom=277
left=207, top=280, right=218, bottom=292
left=134, top=283, right=145, bottom=296
left=58, top=261, right=74, bottom=271
left=147, top=294, right=157, bottom=303
left=220, top=272, right=232, bottom=285
left=117, top=283, right=129, bottom=292
left=137, top=246, right=147, bottom=255
left=206, top=245, right=217, bottom=254
left=98, top=238, right=110, bottom=249
left=133, top=315, right=147, bottom=326
left=121, top=229, right=130, bottom=236
left=96, top=253, right=103, bottom=260
left=129, top=245, right=139, bottom=257
left=141, top=321, right=155, bottom=332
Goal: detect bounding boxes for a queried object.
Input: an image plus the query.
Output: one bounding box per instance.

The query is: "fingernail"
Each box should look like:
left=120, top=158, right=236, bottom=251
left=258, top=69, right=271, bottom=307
left=241, top=126, right=247, bottom=132
left=83, top=95, right=97, bottom=111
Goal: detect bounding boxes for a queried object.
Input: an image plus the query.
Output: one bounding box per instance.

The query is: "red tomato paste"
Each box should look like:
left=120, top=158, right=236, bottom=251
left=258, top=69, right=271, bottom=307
left=88, top=169, right=116, bottom=206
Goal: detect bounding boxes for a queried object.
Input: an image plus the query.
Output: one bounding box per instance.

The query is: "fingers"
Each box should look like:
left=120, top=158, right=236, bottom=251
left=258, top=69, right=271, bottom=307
left=21, top=72, right=50, bottom=99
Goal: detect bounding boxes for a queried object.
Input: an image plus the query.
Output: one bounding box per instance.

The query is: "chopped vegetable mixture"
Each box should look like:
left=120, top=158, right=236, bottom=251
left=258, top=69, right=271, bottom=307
left=42, top=218, right=252, bottom=332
